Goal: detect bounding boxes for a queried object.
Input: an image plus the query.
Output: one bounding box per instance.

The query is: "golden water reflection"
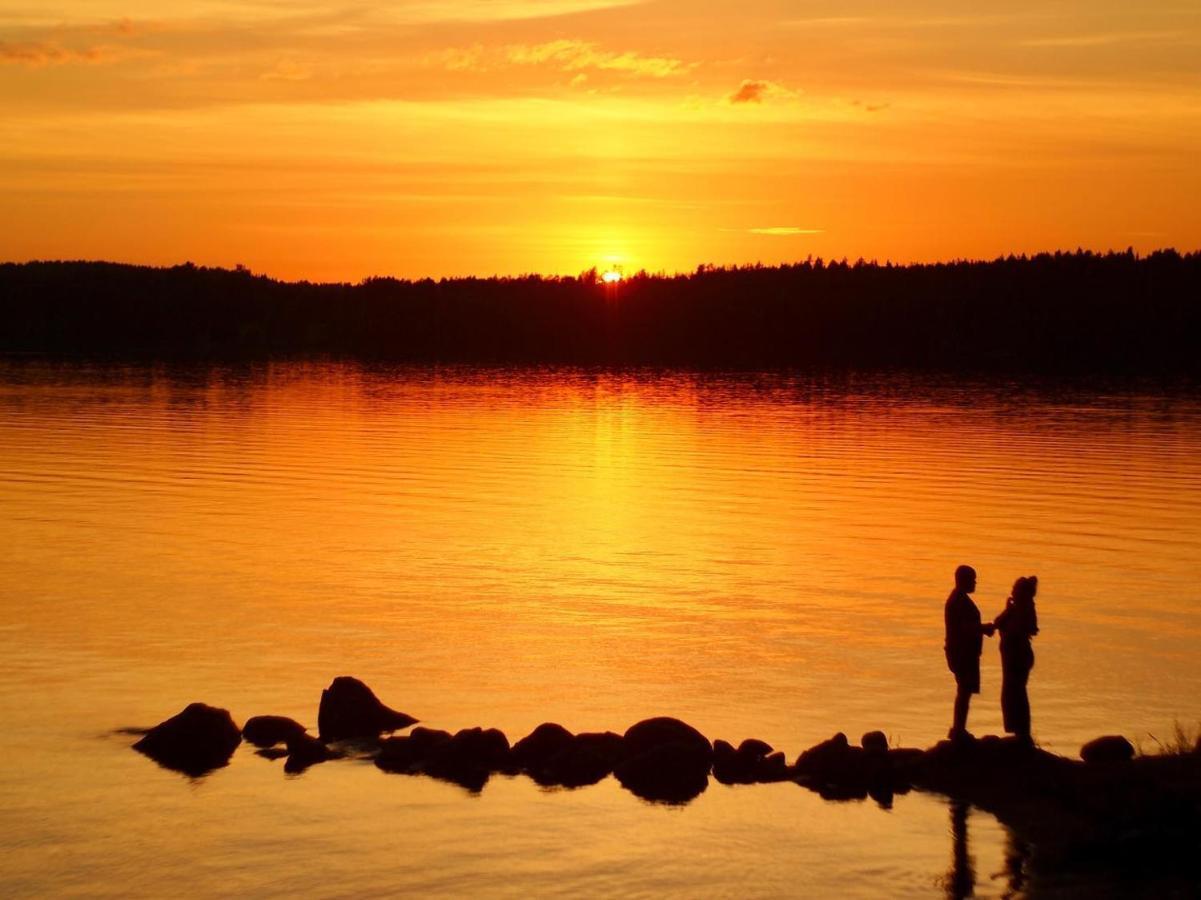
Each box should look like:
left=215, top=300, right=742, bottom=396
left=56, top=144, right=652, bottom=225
left=1, top=362, right=1200, bottom=896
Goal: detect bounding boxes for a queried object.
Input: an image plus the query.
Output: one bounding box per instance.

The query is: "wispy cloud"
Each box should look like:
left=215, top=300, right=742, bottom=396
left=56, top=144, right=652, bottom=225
left=0, top=40, right=134, bottom=66
left=507, top=39, right=691, bottom=78
left=748, top=227, right=823, bottom=236
left=1019, top=30, right=1186, bottom=49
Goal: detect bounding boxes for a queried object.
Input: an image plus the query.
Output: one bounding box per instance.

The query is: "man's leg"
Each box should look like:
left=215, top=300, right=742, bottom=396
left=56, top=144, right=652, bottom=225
left=952, top=686, right=971, bottom=736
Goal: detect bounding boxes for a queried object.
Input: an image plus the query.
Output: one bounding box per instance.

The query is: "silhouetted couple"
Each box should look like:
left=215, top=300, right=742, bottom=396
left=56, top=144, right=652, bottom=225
left=944, top=565, right=1039, bottom=742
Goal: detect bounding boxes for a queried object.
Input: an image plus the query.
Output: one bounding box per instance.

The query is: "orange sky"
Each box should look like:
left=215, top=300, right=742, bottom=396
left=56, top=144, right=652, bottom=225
left=2, top=1, right=1199, bottom=281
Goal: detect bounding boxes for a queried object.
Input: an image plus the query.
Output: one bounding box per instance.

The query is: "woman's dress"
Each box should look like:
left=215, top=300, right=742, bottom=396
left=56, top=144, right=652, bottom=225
left=995, top=600, right=1038, bottom=738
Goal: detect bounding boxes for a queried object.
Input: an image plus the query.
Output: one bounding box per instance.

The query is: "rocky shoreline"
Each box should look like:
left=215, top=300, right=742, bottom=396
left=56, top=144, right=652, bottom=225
left=130, top=676, right=1201, bottom=866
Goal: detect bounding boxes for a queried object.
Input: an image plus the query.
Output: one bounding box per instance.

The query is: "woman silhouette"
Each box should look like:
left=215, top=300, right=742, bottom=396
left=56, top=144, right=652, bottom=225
left=994, top=576, right=1039, bottom=742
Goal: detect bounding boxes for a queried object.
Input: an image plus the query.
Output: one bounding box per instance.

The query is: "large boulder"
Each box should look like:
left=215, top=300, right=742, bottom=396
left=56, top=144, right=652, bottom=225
left=133, top=703, right=241, bottom=776
left=615, top=741, right=710, bottom=803
left=1081, top=735, right=1135, bottom=764
left=317, top=677, right=417, bottom=742
left=623, top=717, right=712, bottom=759
left=617, top=717, right=712, bottom=803
left=243, top=715, right=308, bottom=748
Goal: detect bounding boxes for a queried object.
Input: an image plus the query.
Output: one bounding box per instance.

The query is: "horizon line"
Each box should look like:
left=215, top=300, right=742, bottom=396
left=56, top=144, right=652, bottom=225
left=4, top=246, right=1198, bottom=287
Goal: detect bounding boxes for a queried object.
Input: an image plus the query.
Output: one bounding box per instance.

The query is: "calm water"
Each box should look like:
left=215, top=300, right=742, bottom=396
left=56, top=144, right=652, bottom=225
left=2, top=361, right=1200, bottom=897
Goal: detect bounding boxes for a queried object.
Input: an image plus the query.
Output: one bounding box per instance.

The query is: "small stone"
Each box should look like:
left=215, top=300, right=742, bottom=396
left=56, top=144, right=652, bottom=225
left=243, top=715, right=308, bottom=748
left=861, top=731, right=889, bottom=754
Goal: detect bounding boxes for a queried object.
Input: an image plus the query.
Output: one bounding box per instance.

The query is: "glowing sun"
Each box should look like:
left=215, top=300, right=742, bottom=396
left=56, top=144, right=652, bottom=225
left=601, top=269, right=623, bottom=284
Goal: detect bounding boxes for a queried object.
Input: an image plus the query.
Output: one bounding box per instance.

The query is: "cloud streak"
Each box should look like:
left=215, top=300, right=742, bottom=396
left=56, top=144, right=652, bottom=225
left=507, top=40, right=691, bottom=78
left=0, top=40, right=131, bottom=66
left=748, top=227, right=824, bottom=236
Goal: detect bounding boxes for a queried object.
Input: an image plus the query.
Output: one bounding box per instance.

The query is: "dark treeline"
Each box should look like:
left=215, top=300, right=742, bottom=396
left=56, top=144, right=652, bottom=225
left=1, top=250, right=1199, bottom=371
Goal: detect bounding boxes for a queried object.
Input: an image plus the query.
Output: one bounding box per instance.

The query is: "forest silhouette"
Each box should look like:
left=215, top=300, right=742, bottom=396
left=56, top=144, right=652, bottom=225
left=1, top=250, right=1198, bottom=370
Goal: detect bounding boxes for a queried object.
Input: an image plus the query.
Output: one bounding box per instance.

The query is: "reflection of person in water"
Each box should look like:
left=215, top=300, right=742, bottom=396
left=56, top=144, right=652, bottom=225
left=944, top=565, right=995, bottom=739
left=994, top=576, right=1039, bottom=742
left=945, top=800, right=975, bottom=899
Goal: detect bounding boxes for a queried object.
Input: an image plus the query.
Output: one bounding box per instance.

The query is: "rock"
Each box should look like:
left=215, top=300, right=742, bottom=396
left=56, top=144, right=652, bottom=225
left=793, top=732, right=893, bottom=798
left=243, top=715, right=308, bottom=748
left=861, top=731, right=888, bottom=754
left=421, top=727, right=511, bottom=792
left=615, top=741, right=710, bottom=804
left=316, top=676, right=417, bottom=742
left=615, top=718, right=713, bottom=802
left=538, top=745, right=611, bottom=789
left=715, top=737, right=790, bottom=785
left=868, top=782, right=895, bottom=809
left=376, top=727, right=452, bottom=773
left=531, top=731, right=625, bottom=789
left=757, top=751, right=791, bottom=783
left=284, top=733, right=341, bottom=774
left=1081, top=735, right=1135, bottom=764
left=133, top=703, right=242, bottom=776
left=623, top=717, right=712, bottom=760
left=738, top=738, right=773, bottom=759
left=794, top=733, right=850, bottom=774
left=574, top=731, right=625, bottom=767
left=511, top=723, right=575, bottom=769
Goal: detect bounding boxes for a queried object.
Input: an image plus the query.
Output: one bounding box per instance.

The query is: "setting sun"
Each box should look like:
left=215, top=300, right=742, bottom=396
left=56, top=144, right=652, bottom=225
left=601, top=269, right=624, bottom=284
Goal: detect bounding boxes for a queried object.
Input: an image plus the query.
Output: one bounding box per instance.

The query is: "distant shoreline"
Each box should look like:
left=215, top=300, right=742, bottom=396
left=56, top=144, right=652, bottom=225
left=2, top=251, right=1198, bottom=372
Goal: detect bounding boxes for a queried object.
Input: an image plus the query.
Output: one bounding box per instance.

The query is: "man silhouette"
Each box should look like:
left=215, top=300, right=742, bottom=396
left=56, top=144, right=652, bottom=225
left=945, top=565, right=994, bottom=739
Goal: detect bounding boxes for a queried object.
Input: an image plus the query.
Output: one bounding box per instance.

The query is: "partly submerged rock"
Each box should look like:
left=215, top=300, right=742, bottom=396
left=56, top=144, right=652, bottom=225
left=794, top=732, right=852, bottom=775
left=738, top=738, right=773, bottom=759
left=713, top=738, right=785, bottom=785
left=1081, top=735, right=1135, bottom=764
left=511, top=723, right=575, bottom=770
left=574, top=731, right=625, bottom=767
left=317, top=676, right=417, bottom=742
left=616, top=717, right=713, bottom=803
left=421, top=727, right=511, bottom=792
left=243, top=715, right=308, bottom=748
left=623, top=717, right=711, bottom=759
left=284, top=733, right=341, bottom=774
left=538, top=732, right=625, bottom=789
left=794, top=732, right=906, bottom=802
left=133, top=703, right=241, bottom=776
left=376, top=727, right=452, bottom=773
left=616, top=741, right=711, bottom=803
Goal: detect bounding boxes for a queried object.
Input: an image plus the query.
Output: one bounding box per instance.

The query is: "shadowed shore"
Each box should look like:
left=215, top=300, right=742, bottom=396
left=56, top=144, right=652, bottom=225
left=129, top=676, right=1201, bottom=883
left=5, top=250, right=1201, bottom=371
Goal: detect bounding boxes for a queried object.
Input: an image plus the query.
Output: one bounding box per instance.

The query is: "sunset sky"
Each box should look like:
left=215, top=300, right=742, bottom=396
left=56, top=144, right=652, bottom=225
left=2, top=0, right=1199, bottom=281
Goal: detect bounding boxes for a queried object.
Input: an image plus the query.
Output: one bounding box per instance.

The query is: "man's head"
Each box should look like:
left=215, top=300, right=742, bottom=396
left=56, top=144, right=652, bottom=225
left=954, top=565, right=977, bottom=593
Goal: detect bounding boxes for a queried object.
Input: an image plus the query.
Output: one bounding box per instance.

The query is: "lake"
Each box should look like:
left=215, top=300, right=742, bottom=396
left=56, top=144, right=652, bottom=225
left=2, top=360, right=1199, bottom=897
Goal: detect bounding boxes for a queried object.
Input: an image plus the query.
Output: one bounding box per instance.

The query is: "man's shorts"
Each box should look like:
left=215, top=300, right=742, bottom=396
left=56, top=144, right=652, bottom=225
left=953, top=662, right=981, bottom=695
